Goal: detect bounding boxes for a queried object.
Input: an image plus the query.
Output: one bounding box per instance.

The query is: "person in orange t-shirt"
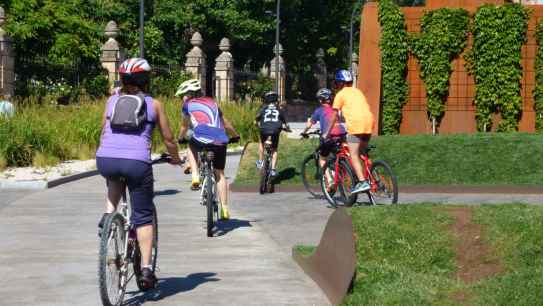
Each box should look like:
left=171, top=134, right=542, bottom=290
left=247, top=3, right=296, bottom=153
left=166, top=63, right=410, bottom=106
left=324, top=69, right=375, bottom=194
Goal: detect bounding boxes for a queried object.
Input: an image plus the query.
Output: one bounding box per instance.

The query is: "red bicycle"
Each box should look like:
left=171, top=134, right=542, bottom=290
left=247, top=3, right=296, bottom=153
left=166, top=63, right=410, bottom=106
left=320, top=139, right=398, bottom=207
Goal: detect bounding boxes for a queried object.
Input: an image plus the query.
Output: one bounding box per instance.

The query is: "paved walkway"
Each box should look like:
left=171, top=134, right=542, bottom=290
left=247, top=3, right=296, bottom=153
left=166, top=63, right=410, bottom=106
left=0, top=155, right=329, bottom=306
left=2, top=154, right=542, bottom=306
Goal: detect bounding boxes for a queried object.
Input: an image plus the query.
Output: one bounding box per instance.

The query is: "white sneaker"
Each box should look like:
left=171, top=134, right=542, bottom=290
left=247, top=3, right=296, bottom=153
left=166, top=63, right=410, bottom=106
left=256, top=160, right=263, bottom=169
left=351, top=180, right=371, bottom=194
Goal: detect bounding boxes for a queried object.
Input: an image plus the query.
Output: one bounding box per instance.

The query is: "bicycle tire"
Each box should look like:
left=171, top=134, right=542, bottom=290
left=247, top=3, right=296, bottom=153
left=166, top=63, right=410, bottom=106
left=134, top=206, right=159, bottom=291
left=98, top=213, right=126, bottom=306
left=339, top=159, right=357, bottom=207
left=206, top=174, right=214, bottom=237
left=369, top=160, right=398, bottom=205
left=301, top=153, right=322, bottom=198
left=259, top=156, right=271, bottom=194
left=321, top=158, right=339, bottom=207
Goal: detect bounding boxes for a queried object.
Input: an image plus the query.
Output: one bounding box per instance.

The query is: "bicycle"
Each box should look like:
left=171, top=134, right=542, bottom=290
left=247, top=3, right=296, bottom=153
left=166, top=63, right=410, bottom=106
left=300, top=130, right=324, bottom=198
left=199, top=136, right=240, bottom=237
left=259, top=127, right=291, bottom=195
left=98, top=153, right=175, bottom=306
left=321, top=140, right=398, bottom=207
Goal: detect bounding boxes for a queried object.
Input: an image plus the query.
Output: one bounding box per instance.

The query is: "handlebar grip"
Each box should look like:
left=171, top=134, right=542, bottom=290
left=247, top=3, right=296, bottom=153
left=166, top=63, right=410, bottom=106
left=228, top=136, right=241, bottom=144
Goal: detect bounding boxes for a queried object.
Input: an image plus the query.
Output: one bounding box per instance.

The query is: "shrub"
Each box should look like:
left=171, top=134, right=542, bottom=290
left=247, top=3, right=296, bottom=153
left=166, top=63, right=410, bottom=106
left=0, top=154, right=6, bottom=171
left=236, top=74, right=273, bottom=101
left=410, top=8, right=469, bottom=133
left=465, top=4, right=529, bottom=132
left=378, top=0, right=410, bottom=135
left=151, top=69, right=192, bottom=97
left=83, top=74, right=110, bottom=98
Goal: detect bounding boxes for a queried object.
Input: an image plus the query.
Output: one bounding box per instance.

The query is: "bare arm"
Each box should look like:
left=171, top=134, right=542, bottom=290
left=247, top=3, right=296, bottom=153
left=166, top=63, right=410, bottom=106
left=154, top=99, right=181, bottom=164
left=178, top=116, right=191, bottom=140
left=100, top=108, right=108, bottom=137
left=222, top=117, right=239, bottom=137
left=301, top=118, right=313, bottom=135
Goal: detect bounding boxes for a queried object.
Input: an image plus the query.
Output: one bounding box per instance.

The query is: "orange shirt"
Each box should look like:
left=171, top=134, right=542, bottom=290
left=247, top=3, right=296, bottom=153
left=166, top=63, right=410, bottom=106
left=332, top=87, right=375, bottom=134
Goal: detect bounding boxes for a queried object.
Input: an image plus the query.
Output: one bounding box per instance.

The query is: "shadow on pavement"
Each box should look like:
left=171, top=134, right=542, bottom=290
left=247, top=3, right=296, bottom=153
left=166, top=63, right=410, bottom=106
left=154, top=189, right=181, bottom=197
left=123, top=272, right=220, bottom=305
left=273, top=167, right=297, bottom=184
left=215, top=218, right=253, bottom=236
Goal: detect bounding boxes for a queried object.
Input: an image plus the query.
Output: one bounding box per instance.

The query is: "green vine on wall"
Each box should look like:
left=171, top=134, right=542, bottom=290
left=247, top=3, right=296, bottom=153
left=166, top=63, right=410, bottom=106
left=465, top=4, right=529, bottom=132
left=378, top=0, right=409, bottom=135
left=410, top=8, right=469, bottom=133
left=534, top=21, right=543, bottom=131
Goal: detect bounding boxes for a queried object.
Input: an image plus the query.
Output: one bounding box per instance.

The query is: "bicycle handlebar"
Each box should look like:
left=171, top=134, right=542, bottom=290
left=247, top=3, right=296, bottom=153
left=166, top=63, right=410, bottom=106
left=151, top=153, right=186, bottom=165
left=300, top=130, right=321, bottom=138
left=228, top=136, right=241, bottom=144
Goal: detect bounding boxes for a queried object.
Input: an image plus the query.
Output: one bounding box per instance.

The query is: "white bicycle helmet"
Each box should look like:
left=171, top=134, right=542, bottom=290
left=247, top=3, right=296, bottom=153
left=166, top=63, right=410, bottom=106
left=119, top=58, right=152, bottom=74
left=175, top=79, right=202, bottom=97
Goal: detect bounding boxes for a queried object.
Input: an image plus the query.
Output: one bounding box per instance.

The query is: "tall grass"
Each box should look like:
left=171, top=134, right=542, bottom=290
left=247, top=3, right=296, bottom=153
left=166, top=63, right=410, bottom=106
left=0, top=96, right=260, bottom=168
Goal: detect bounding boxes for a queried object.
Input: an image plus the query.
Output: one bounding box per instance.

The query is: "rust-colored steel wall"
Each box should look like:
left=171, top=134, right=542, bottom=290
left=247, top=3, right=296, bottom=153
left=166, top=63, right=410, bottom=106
left=358, top=0, right=542, bottom=135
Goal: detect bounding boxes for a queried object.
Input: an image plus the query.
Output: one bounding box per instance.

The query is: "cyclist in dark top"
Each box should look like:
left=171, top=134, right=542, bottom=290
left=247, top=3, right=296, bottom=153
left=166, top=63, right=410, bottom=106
left=255, top=91, right=290, bottom=177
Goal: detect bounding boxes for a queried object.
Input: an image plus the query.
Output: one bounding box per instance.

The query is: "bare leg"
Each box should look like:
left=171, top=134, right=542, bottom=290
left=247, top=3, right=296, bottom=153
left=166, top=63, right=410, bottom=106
left=319, top=155, right=332, bottom=183
left=271, top=149, right=278, bottom=170
left=348, top=142, right=366, bottom=181
left=136, top=224, right=153, bottom=266
left=258, top=141, right=264, bottom=162
left=106, top=180, right=123, bottom=213
left=188, top=145, right=199, bottom=183
left=215, top=169, right=228, bottom=208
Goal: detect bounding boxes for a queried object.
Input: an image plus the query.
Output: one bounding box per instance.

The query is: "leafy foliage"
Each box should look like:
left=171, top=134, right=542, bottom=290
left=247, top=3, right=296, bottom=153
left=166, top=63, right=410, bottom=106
left=410, top=8, right=469, bottom=130
left=534, top=21, right=543, bottom=131
left=465, top=4, right=529, bottom=132
left=0, top=0, right=365, bottom=100
left=378, top=0, right=409, bottom=135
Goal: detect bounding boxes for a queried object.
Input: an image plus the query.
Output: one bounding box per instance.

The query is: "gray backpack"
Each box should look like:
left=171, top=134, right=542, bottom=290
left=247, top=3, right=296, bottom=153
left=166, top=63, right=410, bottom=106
left=109, top=94, right=148, bottom=132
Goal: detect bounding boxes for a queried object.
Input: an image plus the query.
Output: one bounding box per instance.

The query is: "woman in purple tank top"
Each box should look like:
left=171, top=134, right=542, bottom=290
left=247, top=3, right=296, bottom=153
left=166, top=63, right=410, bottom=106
left=96, top=58, right=181, bottom=289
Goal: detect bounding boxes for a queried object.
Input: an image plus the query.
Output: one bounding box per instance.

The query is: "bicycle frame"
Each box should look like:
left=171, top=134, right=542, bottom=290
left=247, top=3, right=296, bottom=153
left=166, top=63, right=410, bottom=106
left=199, top=151, right=217, bottom=206
left=331, top=142, right=378, bottom=193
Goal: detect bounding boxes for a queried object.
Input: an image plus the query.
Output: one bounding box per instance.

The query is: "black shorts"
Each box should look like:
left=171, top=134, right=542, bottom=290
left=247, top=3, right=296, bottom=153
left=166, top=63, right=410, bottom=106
left=189, top=138, right=227, bottom=170
left=260, top=131, right=280, bottom=149
left=319, top=135, right=346, bottom=157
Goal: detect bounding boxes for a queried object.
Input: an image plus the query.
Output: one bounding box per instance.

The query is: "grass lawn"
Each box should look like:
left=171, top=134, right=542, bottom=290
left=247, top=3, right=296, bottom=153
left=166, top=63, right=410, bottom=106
left=295, top=204, right=543, bottom=305
left=233, top=133, right=543, bottom=187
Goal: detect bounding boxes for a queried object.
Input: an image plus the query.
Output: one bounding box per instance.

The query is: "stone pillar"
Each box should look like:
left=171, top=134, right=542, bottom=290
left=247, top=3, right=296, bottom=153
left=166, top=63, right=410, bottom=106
left=270, top=43, right=286, bottom=102
left=185, top=32, right=207, bottom=95
left=313, top=48, right=327, bottom=89
left=0, top=7, right=15, bottom=96
left=351, top=52, right=359, bottom=88
left=100, top=21, right=123, bottom=85
left=214, top=38, right=234, bottom=102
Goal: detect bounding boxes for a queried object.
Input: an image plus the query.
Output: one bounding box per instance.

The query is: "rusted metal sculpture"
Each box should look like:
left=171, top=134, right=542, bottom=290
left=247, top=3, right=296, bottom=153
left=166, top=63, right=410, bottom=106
left=292, top=208, right=357, bottom=305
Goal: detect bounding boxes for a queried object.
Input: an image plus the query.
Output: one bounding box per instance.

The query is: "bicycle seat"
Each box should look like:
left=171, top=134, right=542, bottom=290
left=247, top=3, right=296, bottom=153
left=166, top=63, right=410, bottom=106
left=205, top=150, right=215, bottom=162
left=264, top=136, right=273, bottom=146
left=361, top=145, right=376, bottom=155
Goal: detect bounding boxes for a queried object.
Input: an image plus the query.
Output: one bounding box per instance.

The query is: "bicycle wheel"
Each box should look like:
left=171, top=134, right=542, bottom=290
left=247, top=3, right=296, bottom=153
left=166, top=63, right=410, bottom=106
left=338, top=159, right=357, bottom=207
left=301, top=153, right=322, bottom=198
left=98, top=213, right=126, bottom=306
left=320, top=159, right=339, bottom=207
left=206, top=175, right=214, bottom=237
left=369, top=160, right=398, bottom=205
left=133, top=206, right=159, bottom=291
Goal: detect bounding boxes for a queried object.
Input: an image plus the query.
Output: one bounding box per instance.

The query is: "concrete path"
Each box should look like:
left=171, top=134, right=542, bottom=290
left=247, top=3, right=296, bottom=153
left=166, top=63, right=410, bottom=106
left=399, top=193, right=542, bottom=205
left=0, top=189, right=37, bottom=210
left=0, top=155, right=329, bottom=306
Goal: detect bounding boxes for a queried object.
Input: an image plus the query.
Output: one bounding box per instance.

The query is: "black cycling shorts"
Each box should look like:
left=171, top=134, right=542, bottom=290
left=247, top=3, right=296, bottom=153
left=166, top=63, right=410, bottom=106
left=260, top=131, right=280, bottom=149
left=189, top=138, right=227, bottom=170
left=319, top=135, right=346, bottom=157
